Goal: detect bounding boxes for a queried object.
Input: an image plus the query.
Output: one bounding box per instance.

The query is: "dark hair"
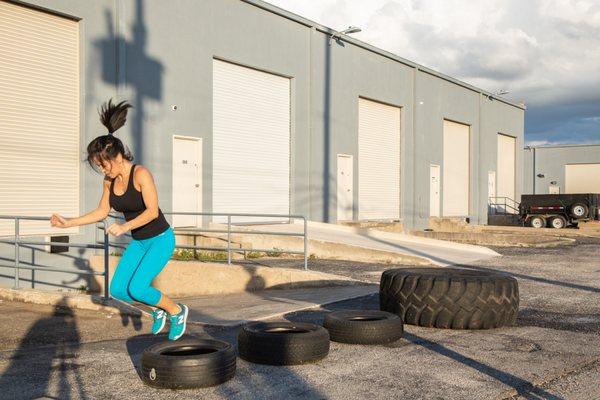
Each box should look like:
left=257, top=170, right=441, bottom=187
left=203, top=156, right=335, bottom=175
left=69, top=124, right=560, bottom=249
left=86, top=99, right=134, bottom=172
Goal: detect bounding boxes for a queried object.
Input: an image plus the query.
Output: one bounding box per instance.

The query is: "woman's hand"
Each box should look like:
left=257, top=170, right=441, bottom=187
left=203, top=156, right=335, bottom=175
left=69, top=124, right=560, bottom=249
left=107, top=223, right=129, bottom=237
left=50, top=214, right=70, bottom=228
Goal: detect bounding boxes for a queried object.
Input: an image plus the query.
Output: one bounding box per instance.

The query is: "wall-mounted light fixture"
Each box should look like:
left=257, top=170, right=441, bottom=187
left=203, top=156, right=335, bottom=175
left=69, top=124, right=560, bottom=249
left=537, top=173, right=545, bottom=178
left=329, top=26, right=362, bottom=45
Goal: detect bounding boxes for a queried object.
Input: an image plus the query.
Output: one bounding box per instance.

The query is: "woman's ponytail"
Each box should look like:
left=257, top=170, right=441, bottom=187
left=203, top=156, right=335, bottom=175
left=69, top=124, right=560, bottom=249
left=86, top=99, right=134, bottom=171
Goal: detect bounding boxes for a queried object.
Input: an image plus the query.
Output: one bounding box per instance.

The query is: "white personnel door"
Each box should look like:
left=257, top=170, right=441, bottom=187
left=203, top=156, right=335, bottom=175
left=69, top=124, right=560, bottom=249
left=172, top=136, right=202, bottom=228
left=488, top=171, right=497, bottom=214
left=430, top=165, right=440, bottom=217
left=337, top=155, right=354, bottom=221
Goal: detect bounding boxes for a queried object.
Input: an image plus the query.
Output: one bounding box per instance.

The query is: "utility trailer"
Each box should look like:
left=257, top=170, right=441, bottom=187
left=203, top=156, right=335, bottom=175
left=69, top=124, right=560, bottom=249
left=519, top=194, right=600, bottom=229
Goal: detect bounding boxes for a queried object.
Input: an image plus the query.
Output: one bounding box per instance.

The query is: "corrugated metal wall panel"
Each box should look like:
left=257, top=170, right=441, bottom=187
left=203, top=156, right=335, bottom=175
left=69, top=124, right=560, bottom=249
left=358, top=98, right=401, bottom=220
left=443, top=120, right=470, bottom=217
left=0, top=1, right=79, bottom=237
left=212, top=59, right=290, bottom=223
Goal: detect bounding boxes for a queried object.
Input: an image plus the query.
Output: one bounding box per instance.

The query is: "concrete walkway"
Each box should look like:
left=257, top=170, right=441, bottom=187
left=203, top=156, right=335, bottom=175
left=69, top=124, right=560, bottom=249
left=176, top=284, right=377, bottom=327
left=243, top=221, right=500, bottom=266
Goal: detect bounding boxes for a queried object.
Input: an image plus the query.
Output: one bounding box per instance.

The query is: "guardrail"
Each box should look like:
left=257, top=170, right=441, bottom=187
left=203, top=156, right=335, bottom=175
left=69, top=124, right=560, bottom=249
left=0, top=211, right=309, bottom=299
left=0, top=215, right=110, bottom=299
left=104, top=212, right=308, bottom=270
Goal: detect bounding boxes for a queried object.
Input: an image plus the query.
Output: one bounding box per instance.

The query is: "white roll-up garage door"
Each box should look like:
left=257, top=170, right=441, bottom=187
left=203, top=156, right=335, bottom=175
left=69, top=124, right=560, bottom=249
left=497, top=134, right=516, bottom=208
left=358, top=98, right=400, bottom=220
left=213, top=59, right=290, bottom=223
left=565, top=164, right=600, bottom=193
left=0, top=1, right=80, bottom=237
left=443, top=120, right=470, bottom=217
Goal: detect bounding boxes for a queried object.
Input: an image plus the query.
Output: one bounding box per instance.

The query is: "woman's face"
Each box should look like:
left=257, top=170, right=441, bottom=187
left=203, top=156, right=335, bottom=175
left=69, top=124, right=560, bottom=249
left=94, top=154, right=123, bottom=178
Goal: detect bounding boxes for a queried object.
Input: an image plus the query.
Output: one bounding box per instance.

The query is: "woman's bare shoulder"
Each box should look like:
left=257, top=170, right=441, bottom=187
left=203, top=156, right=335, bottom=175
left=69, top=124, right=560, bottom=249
left=133, top=165, right=154, bottom=188
left=134, top=164, right=152, bottom=177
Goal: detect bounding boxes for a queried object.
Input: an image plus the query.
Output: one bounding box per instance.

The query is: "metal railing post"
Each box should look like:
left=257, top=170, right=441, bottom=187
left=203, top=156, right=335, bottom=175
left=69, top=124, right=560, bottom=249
left=103, top=221, right=110, bottom=300
left=303, top=217, right=308, bottom=271
left=14, top=218, right=19, bottom=289
left=227, top=215, right=231, bottom=265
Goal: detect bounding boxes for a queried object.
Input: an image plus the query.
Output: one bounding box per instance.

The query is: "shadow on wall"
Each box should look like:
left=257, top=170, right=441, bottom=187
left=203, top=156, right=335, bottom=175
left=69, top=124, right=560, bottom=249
left=93, top=0, right=164, bottom=167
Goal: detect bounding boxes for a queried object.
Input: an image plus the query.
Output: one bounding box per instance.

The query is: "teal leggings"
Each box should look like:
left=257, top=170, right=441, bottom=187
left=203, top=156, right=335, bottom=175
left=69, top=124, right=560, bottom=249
left=109, top=227, right=176, bottom=306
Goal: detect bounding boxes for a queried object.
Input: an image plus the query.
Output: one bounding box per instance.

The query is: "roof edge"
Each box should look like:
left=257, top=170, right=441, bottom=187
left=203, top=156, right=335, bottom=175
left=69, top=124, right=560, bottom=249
left=524, top=143, right=600, bottom=150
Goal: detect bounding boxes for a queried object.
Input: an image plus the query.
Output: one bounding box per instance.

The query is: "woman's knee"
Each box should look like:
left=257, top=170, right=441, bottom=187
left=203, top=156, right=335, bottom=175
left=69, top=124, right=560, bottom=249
left=109, top=280, right=132, bottom=303
left=128, top=283, right=161, bottom=306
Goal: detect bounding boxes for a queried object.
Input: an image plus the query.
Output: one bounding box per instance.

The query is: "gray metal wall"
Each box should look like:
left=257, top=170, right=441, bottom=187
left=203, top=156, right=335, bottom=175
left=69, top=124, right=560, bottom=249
left=524, top=144, right=600, bottom=194
left=1, top=0, right=524, bottom=290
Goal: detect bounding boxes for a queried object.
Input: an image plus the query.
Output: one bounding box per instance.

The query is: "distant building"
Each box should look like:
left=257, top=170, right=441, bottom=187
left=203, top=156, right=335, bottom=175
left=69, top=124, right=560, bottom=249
left=524, top=144, right=600, bottom=195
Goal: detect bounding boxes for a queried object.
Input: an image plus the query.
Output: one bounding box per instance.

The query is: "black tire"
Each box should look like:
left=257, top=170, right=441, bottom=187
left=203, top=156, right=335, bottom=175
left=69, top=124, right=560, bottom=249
left=549, top=215, right=567, bottom=229
left=380, top=268, right=519, bottom=330
left=238, top=321, right=329, bottom=365
left=570, top=203, right=588, bottom=218
left=323, top=310, right=403, bottom=344
left=529, top=215, right=546, bottom=229
left=141, top=338, right=236, bottom=389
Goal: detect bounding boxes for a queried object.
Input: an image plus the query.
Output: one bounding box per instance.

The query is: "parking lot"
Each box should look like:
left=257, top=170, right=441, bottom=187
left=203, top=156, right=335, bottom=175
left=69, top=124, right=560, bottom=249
left=0, top=237, right=598, bottom=399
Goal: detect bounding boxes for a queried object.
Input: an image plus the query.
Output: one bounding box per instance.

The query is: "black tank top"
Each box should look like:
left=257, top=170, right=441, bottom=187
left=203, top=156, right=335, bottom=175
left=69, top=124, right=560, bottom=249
left=109, top=164, right=170, bottom=240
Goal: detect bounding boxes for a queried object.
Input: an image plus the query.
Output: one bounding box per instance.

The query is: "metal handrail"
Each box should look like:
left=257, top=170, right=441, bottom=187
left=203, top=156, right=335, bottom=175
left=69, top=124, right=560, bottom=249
left=488, top=196, right=520, bottom=214
left=0, top=215, right=110, bottom=299
left=106, top=211, right=309, bottom=270
left=0, top=211, right=309, bottom=298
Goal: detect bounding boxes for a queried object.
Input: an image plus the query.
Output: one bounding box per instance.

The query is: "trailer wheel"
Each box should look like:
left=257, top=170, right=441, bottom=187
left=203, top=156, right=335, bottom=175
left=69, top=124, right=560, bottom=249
left=549, top=215, right=567, bottom=229
left=529, top=216, right=546, bottom=229
left=570, top=203, right=588, bottom=218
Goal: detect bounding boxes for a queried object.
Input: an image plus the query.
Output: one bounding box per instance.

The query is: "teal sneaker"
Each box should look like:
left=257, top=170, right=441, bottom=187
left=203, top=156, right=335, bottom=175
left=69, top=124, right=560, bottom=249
left=151, top=309, right=167, bottom=334
left=168, top=303, right=189, bottom=341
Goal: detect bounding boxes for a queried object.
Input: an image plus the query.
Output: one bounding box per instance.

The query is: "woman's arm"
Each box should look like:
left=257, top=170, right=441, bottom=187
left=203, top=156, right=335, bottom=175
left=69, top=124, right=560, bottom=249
left=51, top=177, right=112, bottom=228
left=114, top=166, right=160, bottom=234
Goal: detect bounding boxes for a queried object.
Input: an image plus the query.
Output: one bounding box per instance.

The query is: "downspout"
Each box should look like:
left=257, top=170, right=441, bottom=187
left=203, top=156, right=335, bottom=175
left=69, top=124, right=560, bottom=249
left=532, top=147, right=536, bottom=194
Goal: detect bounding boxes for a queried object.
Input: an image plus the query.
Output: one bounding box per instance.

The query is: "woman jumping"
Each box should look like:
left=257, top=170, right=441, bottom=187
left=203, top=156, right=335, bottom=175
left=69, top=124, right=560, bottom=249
left=50, top=99, right=188, bottom=341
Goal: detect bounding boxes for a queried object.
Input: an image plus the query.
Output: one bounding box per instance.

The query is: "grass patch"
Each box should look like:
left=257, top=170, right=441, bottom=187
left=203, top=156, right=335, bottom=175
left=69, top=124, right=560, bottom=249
left=196, top=251, right=228, bottom=262
left=172, top=249, right=229, bottom=262
left=172, top=249, right=196, bottom=261
left=265, top=247, right=284, bottom=257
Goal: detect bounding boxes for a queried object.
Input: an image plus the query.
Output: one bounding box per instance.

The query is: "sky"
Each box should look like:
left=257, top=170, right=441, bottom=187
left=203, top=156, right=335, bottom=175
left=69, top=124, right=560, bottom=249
left=265, top=0, right=600, bottom=146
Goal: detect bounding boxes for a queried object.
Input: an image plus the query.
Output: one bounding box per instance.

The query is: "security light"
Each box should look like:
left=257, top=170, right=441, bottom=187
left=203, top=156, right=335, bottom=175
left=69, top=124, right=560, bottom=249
left=329, top=26, right=362, bottom=45
left=341, top=26, right=361, bottom=35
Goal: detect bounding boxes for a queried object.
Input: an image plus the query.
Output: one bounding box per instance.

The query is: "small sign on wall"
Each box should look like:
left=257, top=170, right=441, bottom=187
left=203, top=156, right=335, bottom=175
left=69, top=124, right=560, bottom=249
left=549, top=185, right=560, bottom=194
